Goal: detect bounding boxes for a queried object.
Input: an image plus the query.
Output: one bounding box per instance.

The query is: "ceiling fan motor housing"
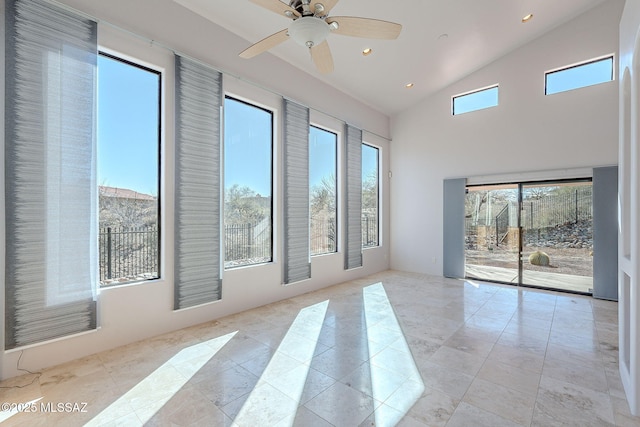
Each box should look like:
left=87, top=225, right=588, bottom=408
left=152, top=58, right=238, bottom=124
left=289, top=0, right=310, bottom=16
left=289, top=16, right=330, bottom=48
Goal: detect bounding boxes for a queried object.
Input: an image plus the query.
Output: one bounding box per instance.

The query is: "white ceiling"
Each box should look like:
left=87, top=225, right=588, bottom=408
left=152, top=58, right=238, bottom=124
left=173, top=0, right=609, bottom=116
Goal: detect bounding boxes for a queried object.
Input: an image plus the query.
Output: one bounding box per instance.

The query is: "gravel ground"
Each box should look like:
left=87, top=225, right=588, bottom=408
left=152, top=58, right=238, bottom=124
left=465, top=246, right=593, bottom=277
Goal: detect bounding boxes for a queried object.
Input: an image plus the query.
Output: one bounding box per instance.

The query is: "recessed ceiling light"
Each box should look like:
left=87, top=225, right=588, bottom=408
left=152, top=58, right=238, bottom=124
left=522, top=14, right=533, bottom=23
left=438, top=33, right=449, bottom=40
left=405, top=83, right=414, bottom=89
left=362, top=48, right=372, bottom=56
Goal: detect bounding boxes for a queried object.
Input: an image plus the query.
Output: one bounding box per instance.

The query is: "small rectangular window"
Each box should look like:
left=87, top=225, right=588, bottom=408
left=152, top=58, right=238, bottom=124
left=224, top=96, right=273, bottom=268
left=362, top=144, right=379, bottom=248
left=98, top=53, right=161, bottom=286
left=310, top=126, right=337, bottom=256
left=545, top=56, right=614, bottom=95
left=452, top=85, right=499, bottom=115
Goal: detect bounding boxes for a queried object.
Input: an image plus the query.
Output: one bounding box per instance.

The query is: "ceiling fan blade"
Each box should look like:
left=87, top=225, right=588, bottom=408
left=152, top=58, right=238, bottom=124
left=327, top=16, right=402, bottom=39
left=239, top=29, right=289, bottom=59
left=312, top=0, right=339, bottom=15
left=311, top=40, right=334, bottom=74
left=249, top=0, right=300, bottom=18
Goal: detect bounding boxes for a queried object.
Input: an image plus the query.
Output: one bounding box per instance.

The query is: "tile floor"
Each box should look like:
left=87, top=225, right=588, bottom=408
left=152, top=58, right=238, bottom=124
left=0, top=270, right=638, bottom=426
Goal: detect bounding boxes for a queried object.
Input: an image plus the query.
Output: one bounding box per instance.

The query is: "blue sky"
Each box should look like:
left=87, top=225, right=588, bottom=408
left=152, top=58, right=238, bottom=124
left=362, top=144, right=378, bottom=182
left=98, top=52, right=608, bottom=197
left=310, top=126, right=336, bottom=188
left=452, top=57, right=613, bottom=114
left=98, top=55, right=159, bottom=195
left=224, top=98, right=273, bottom=196
left=546, top=57, right=613, bottom=95
left=454, top=86, right=498, bottom=115
left=98, top=57, right=371, bottom=198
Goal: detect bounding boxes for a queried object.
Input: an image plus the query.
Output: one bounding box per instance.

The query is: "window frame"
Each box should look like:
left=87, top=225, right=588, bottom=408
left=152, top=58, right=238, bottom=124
left=97, top=50, right=163, bottom=287
left=544, top=54, right=615, bottom=95
left=223, top=95, right=275, bottom=269
left=309, top=124, right=339, bottom=256
left=361, top=142, right=380, bottom=249
left=452, top=84, right=499, bottom=115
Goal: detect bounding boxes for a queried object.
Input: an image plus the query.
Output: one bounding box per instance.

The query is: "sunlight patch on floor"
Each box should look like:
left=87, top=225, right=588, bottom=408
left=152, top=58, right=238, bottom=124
left=0, top=397, right=43, bottom=423
left=233, top=300, right=329, bottom=426
left=86, top=331, right=237, bottom=425
left=363, top=283, right=424, bottom=424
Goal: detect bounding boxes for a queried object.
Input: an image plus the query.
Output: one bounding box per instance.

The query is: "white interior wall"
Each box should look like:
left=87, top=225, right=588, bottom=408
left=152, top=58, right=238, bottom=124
left=618, top=0, right=640, bottom=416
left=0, top=0, right=390, bottom=380
left=390, top=0, right=623, bottom=275
left=59, top=0, right=390, bottom=141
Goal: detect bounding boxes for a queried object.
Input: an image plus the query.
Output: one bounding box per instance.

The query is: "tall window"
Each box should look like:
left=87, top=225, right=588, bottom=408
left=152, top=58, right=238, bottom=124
left=362, top=144, right=379, bottom=247
left=310, top=126, right=337, bottom=255
left=97, top=53, right=161, bottom=286
left=224, top=97, right=273, bottom=268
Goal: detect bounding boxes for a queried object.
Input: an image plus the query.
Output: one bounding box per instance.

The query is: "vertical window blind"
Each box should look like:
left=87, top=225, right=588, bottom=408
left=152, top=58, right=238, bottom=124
left=283, top=99, right=311, bottom=284
left=592, top=166, right=618, bottom=300
left=344, top=124, right=363, bottom=270
left=5, top=0, right=98, bottom=349
left=442, top=178, right=466, bottom=279
left=174, top=55, right=222, bottom=309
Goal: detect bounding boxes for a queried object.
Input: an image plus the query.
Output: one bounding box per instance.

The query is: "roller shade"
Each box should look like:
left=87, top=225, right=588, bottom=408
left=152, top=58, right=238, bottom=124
left=5, top=0, right=98, bottom=349
left=174, top=55, right=222, bottom=309
left=283, top=99, right=311, bottom=284
left=344, top=124, right=363, bottom=270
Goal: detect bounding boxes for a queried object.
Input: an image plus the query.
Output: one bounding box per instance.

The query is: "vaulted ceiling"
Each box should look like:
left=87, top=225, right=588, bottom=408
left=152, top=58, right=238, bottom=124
left=174, top=0, right=609, bottom=115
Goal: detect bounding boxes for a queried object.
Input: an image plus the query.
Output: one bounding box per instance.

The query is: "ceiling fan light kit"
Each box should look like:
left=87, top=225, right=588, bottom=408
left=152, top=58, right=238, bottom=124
left=240, top=0, right=402, bottom=74
left=289, top=16, right=330, bottom=47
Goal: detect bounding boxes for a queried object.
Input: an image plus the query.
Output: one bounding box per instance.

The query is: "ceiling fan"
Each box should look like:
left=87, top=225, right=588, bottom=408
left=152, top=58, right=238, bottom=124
left=239, top=0, right=402, bottom=74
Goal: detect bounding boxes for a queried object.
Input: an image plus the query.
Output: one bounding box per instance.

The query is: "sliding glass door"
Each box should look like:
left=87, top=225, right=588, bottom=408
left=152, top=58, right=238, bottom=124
left=520, top=181, right=593, bottom=293
left=465, top=184, right=519, bottom=284
left=465, top=180, right=594, bottom=294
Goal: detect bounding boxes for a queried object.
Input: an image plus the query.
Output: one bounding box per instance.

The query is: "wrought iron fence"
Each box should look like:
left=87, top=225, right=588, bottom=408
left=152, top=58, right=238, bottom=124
left=465, top=186, right=593, bottom=250
left=311, top=216, right=337, bottom=255
left=311, top=215, right=377, bottom=253
left=99, top=226, right=159, bottom=284
left=100, top=215, right=380, bottom=283
left=362, top=215, right=378, bottom=248
left=224, top=222, right=272, bottom=265
left=521, top=187, right=592, bottom=229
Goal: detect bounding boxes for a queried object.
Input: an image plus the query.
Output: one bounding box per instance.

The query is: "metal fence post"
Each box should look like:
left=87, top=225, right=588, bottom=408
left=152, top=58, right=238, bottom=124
left=530, top=202, right=533, bottom=229
left=106, top=227, right=112, bottom=280
left=247, top=223, right=253, bottom=259
left=363, top=216, right=367, bottom=245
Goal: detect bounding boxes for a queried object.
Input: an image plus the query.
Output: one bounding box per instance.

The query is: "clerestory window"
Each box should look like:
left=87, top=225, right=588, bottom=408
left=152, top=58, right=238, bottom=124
left=545, top=55, right=614, bottom=95
left=452, top=85, right=499, bottom=115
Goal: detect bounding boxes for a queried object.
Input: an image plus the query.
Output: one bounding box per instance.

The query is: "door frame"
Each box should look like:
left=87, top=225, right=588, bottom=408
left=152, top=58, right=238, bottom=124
left=464, top=177, right=594, bottom=295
